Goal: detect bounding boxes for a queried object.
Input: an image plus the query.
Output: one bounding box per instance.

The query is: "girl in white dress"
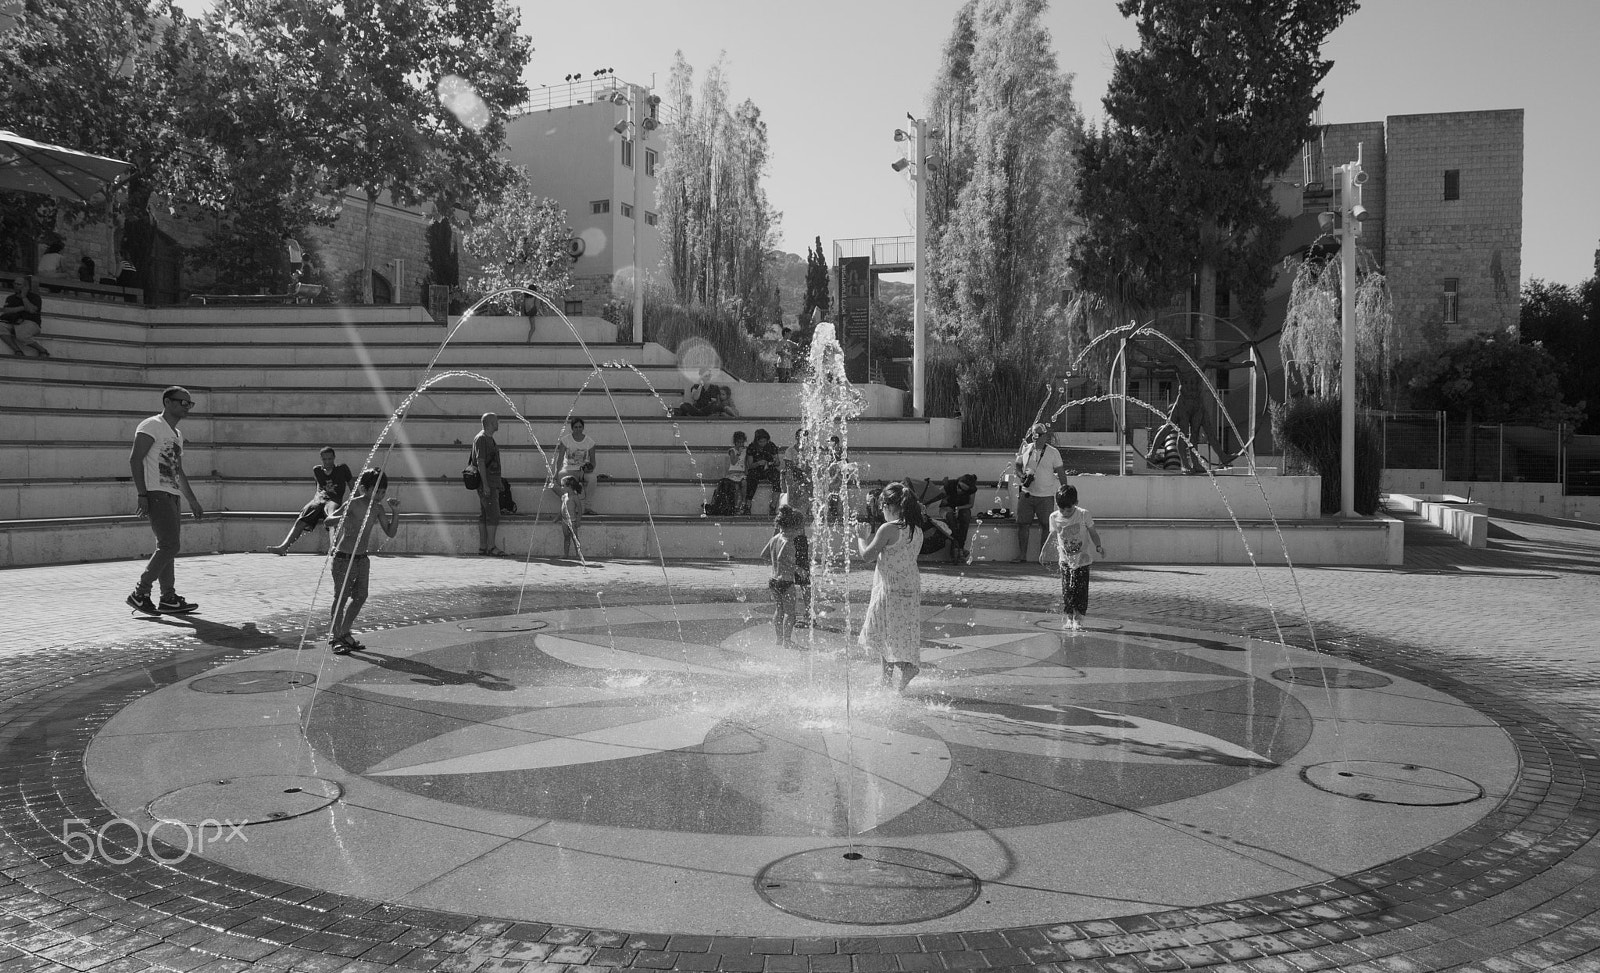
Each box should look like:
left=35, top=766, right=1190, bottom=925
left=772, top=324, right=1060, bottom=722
left=857, top=481, right=924, bottom=692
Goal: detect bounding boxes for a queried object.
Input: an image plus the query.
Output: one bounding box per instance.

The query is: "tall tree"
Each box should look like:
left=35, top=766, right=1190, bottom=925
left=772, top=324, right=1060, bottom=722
left=924, top=0, right=1083, bottom=443
left=211, top=0, right=532, bottom=301
left=1075, top=0, right=1357, bottom=336
left=656, top=52, right=780, bottom=332
left=801, top=235, right=831, bottom=324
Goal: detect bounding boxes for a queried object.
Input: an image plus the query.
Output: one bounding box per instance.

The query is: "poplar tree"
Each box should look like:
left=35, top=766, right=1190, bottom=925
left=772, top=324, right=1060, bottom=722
left=924, top=0, right=1083, bottom=444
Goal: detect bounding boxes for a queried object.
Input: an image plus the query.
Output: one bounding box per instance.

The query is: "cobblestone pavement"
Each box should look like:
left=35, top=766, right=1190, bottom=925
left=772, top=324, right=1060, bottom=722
left=3, top=506, right=1600, bottom=973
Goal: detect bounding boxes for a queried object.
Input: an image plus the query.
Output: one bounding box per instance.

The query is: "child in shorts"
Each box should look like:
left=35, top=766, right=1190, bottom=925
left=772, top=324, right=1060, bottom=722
left=325, top=468, right=399, bottom=653
left=760, top=505, right=806, bottom=648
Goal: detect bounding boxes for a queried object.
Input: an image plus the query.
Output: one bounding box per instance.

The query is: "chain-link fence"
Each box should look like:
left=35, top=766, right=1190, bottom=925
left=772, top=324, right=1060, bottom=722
left=1365, top=411, right=1600, bottom=495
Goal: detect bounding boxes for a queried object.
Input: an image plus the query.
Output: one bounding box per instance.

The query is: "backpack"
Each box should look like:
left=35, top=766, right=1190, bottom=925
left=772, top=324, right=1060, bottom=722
left=704, top=477, right=740, bottom=517
left=498, top=478, right=518, bottom=514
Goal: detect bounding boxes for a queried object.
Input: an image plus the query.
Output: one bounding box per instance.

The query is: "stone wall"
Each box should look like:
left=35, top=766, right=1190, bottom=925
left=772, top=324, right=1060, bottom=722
left=1383, top=110, right=1523, bottom=352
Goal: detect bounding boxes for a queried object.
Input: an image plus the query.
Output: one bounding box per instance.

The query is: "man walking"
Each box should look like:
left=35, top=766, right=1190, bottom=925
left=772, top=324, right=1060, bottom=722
left=127, top=386, right=204, bottom=614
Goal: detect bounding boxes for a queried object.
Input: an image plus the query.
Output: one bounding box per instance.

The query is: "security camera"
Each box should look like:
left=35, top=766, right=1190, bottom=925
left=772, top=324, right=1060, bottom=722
left=890, top=158, right=910, bottom=173
left=1351, top=205, right=1367, bottom=223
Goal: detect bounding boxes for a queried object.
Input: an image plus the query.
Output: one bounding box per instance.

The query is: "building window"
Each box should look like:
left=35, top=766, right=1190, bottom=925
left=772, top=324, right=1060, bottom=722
left=1444, top=169, right=1460, bottom=201
left=620, top=202, right=634, bottom=219
left=1157, top=379, right=1174, bottom=405
left=1128, top=379, right=1141, bottom=403
left=1441, top=278, right=1459, bottom=323
left=564, top=299, right=584, bottom=315
left=645, top=148, right=657, bottom=176
left=590, top=199, right=610, bottom=215
left=645, top=211, right=658, bottom=226
left=621, top=139, right=633, bottom=168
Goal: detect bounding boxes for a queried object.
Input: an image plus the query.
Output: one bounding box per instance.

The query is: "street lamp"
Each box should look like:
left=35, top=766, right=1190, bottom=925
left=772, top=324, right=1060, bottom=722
left=892, top=116, right=936, bottom=417
left=1335, top=144, right=1367, bottom=518
left=613, top=83, right=653, bottom=343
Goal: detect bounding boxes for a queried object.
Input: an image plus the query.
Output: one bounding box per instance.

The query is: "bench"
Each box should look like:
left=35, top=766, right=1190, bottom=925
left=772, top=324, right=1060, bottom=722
left=0, top=272, right=144, bottom=304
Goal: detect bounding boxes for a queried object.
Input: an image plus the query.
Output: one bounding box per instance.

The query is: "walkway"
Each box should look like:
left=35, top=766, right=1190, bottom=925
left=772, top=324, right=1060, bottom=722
left=2, top=507, right=1599, bottom=972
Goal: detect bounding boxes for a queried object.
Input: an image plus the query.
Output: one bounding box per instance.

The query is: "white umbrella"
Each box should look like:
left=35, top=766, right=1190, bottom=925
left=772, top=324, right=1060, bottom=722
left=0, top=129, right=131, bottom=202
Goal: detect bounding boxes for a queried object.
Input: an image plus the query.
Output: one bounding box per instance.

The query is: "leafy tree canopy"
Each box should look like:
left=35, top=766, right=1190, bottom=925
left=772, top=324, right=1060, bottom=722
left=460, top=170, right=572, bottom=310
left=1071, top=0, right=1358, bottom=331
left=1520, top=276, right=1600, bottom=433
left=1406, top=329, right=1583, bottom=428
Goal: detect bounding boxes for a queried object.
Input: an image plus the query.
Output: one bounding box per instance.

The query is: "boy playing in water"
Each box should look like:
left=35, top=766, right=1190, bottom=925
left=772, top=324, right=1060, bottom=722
left=1048, top=484, right=1105, bottom=631
left=760, top=505, right=806, bottom=648
left=325, top=467, right=399, bottom=653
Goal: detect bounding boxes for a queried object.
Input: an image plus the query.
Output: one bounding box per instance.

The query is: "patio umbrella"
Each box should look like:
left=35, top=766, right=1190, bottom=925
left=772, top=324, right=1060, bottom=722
left=0, top=130, right=131, bottom=202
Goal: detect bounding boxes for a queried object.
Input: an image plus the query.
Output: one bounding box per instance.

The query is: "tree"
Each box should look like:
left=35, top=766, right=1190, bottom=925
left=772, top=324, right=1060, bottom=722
left=212, top=0, right=532, bottom=302
left=656, top=52, right=781, bottom=332
left=924, top=0, right=1083, bottom=445
left=459, top=171, right=572, bottom=309
left=800, top=235, right=831, bottom=324
left=0, top=0, right=211, bottom=289
left=1406, top=330, right=1582, bottom=429
left=1521, top=277, right=1600, bottom=434
left=1075, top=0, right=1357, bottom=335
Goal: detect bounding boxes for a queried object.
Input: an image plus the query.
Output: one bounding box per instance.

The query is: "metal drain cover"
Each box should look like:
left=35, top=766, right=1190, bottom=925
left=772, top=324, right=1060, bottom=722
left=756, top=846, right=980, bottom=925
left=1301, top=761, right=1482, bottom=806
left=458, top=618, right=548, bottom=632
left=148, top=776, right=342, bottom=826
left=1272, top=667, right=1392, bottom=689
left=190, top=670, right=318, bottom=694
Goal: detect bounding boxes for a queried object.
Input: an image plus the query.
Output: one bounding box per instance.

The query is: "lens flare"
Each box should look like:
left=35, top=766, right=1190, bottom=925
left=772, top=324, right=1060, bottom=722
left=437, top=74, right=489, bottom=132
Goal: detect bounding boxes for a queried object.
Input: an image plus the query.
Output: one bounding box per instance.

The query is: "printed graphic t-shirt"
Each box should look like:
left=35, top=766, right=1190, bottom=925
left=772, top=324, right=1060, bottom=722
left=136, top=415, right=183, bottom=497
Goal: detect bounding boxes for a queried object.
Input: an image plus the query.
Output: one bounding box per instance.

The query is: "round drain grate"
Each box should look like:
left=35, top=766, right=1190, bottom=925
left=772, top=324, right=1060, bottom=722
left=755, top=846, right=980, bottom=925
left=1300, top=761, right=1482, bottom=806
left=1272, top=667, right=1392, bottom=689
left=458, top=618, right=548, bottom=633
left=148, top=776, right=342, bottom=826
left=189, top=670, right=318, bottom=694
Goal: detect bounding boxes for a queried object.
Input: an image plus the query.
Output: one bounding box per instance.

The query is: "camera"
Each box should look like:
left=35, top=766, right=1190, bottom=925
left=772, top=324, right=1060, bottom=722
left=1021, top=474, right=1035, bottom=489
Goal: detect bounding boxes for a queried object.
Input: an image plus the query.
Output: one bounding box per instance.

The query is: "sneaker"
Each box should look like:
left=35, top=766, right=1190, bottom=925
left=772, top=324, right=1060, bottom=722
left=126, top=590, right=159, bottom=615
left=158, top=594, right=199, bottom=615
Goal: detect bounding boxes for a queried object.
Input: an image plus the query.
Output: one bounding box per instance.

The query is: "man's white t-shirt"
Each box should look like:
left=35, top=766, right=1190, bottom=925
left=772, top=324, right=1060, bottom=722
left=136, top=415, right=183, bottom=497
left=1015, top=442, right=1064, bottom=497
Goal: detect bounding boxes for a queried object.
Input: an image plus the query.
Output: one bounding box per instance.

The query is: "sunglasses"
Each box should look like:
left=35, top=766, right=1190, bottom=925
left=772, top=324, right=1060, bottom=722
left=166, top=397, right=195, bottom=407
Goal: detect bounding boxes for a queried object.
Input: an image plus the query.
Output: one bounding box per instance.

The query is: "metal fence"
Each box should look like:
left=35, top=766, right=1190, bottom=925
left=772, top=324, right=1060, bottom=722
left=1365, top=411, right=1600, bottom=495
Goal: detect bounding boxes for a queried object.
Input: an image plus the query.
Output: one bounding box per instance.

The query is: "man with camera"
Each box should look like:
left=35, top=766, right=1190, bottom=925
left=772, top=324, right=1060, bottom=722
left=1012, top=423, right=1067, bottom=564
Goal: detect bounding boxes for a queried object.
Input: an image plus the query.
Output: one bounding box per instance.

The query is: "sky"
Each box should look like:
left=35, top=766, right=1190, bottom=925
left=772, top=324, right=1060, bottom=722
left=513, top=0, right=1600, bottom=287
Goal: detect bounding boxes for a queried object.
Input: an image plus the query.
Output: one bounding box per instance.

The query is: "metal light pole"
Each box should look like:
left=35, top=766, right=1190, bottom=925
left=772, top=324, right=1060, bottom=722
left=912, top=116, right=927, bottom=418
left=631, top=84, right=646, bottom=344
left=1337, top=145, right=1366, bottom=518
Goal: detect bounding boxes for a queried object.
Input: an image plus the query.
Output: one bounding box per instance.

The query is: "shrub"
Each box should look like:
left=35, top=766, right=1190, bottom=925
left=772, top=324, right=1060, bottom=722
left=957, top=357, right=1053, bottom=448
left=643, top=295, right=767, bottom=381
left=1271, top=396, right=1382, bottom=515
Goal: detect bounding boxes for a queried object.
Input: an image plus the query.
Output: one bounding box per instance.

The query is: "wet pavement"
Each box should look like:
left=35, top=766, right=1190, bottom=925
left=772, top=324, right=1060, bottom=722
left=3, top=506, right=1600, bottom=972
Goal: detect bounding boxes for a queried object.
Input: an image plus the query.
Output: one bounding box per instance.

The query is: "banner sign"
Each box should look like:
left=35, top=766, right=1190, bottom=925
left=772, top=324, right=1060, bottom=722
left=838, top=256, right=871, bottom=383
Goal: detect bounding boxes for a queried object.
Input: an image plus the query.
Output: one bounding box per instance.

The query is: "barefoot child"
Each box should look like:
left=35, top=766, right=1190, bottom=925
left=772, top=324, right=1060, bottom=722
left=1049, top=484, right=1104, bottom=630
left=325, top=468, right=399, bottom=653
left=761, top=505, right=806, bottom=647
left=856, top=480, right=923, bottom=692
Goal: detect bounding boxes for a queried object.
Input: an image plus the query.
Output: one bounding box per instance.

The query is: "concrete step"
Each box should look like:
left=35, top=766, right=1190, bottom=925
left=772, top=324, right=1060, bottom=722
left=149, top=310, right=629, bottom=347
left=35, top=335, right=670, bottom=370
left=0, top=438, right=1001, bottom=483
left=1, top=466, right=1320, bottom=523
left=0, top=510, right=1402, bottom=568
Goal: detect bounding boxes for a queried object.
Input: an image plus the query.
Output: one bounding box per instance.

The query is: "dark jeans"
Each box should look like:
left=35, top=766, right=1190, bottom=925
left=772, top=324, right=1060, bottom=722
left=1060, top=565, right=1091, bottom=615
left=478, top=475, right=502, bottom=528
left=137, top=492, right=183, bottom=598
left=745, top=466, right=781, bottom=506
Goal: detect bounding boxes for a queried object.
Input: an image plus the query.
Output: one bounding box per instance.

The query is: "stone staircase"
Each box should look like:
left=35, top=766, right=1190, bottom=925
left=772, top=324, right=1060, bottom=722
left=0, top=297, right=1403, bottom=567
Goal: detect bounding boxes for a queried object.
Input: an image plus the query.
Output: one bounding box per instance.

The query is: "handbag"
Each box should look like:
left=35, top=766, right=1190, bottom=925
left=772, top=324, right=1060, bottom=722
left=461, top=448, right=481, bottom=491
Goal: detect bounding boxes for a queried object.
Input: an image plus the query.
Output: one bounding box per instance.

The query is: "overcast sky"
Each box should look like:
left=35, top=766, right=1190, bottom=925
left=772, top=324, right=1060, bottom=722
left=515, top=0, right=1599, bottom=287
